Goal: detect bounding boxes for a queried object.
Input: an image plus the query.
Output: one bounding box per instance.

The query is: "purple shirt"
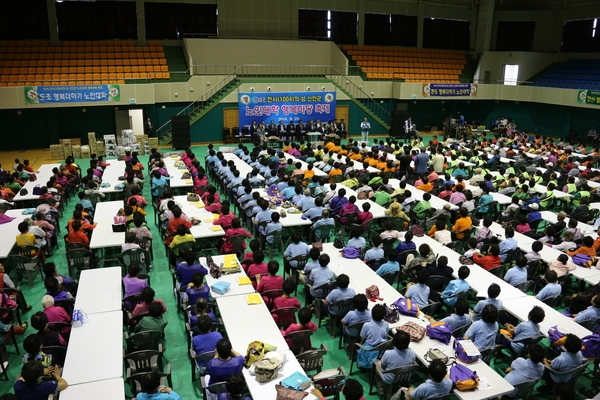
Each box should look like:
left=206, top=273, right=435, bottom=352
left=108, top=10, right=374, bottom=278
left=123, top=275, right=149, bottom=298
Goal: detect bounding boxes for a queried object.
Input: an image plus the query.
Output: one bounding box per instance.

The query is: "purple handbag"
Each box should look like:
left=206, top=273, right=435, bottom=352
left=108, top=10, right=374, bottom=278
left=393, top=298, right=420, bottom=317
left=426, top=321, right=453, bottom=345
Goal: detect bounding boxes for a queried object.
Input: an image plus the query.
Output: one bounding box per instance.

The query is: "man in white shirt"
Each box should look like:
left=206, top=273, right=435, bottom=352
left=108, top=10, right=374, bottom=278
left=360, top=117, right=371, bottom=143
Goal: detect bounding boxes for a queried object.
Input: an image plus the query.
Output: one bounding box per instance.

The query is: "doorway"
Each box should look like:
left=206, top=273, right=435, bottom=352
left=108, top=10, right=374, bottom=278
left=129, top=109, right=145, bottom=135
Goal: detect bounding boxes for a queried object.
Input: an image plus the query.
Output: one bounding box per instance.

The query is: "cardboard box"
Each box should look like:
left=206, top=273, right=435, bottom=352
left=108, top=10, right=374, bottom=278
left=60, top=139, right=71, bottom=146
left=148, top=137, right=159, bottom=148
left=71, top=145, right=82, bottom=158
left=50, top=144, right=64, bottom=160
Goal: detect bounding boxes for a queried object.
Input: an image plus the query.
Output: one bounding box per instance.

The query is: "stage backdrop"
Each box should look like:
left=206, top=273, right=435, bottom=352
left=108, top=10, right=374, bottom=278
left=238, top=91, right=336, bottom=127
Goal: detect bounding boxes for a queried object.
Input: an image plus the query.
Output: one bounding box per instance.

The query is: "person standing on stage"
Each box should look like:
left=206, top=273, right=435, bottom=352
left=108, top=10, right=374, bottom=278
left=360, top=117, right=371, bottom=143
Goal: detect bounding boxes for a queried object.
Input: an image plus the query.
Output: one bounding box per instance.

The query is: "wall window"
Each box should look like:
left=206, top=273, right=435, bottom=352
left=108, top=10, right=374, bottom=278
left=496, top=21, right=535, bottom=51
left=56, top=1, right=137, bottom=41
left=561, top=18, right=600, bottom=52
left=364, top=13, right=391, bottom=45
left=423, top=18, right=470, bottom=50
left=144, top=3, right=218, bottom=40
left=298, top=9, right=357, bottom=43
left=0, top=0, right=48, bottom=40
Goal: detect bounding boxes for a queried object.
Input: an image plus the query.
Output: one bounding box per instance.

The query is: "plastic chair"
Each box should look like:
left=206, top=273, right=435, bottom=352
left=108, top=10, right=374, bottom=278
left=427, top=275, right=449, bottom=294
left=320, top=297, right=355, bottom=338
left=515, top=280, right=535, bottom=293
left=284, top=330, right=314, bottom=355
left=271, top=307, right=298, bottom=330
left=65, top=249, right=94, bottom=279
left=543, top=360, right=590, bottom=385
left=540, top=295, right=561, bottom=308
left=200, top=380, right=227, bottom=400
left=284, top=254, right=309, bottom=281
left=366, top=258, right=387, bottom=272
left=223, top=234, right=246, bottom=257
left=7, top=255, right=42, bottom=288
left=261, top=289, right=284, bottom=311
left=54, top=299, right=75, bottom=317
left=296, top=344, right=328, bottom=376
left=445, top=241, right=463, bottom=253
left=189, top=349, right=215, bottom=381
left=350, top=338, right=393, bottom=374
left=124, top=330, right=164, bottom=353
left=312, top=224, right=335, bottom=243
left=128, top=368, right=172, bottom=397
left=578, top=317, right=600, bottom=331
left=312, top=367, right=347, bottom=400
left=511, top=378, right=538, bottom=399
left=120, top=248, right=152, bottom=276
left=265, top=230, right=283, bottom=259
left=371, top=361, right=418, bottom=400
left=452, top=322, right=471, bottom=338
left=381, top=270, right=400, bottom=289
left=0, top=307, right=19, bottom=353
left=123, top=349, right=165, bottom=377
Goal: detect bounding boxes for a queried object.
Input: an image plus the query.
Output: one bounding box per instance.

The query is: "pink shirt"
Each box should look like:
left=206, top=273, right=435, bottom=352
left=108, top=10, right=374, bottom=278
left=132, top=299, right=167, bottom=317
left=257, top=275, right=284, bottom=293
left=283, top=322, right=317, bottom=347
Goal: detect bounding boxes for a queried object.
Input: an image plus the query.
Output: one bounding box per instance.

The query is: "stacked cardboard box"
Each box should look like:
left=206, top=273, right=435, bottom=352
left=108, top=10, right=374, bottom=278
left=87, top=132, right=96, bottom=154
left=148, top=137, right=159, bottom=148
left=104, top=134, right=117, bottom=157
left=95, top=140, right=106, bottom=157
left=50, top=144, right=64, bottom=160
left=134, top=134, right=146, bottom=155
left=60, top=139, right=72, bottom=157
left=81, top=145, right=91, bottom=159
left=72, top=145, right=82, bottom=159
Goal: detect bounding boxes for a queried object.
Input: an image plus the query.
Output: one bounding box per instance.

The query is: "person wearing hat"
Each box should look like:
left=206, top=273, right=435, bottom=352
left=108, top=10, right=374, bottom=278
left=384, top=201, right=410, bottom=223
left=553, top=211, right=568, bottom=235
left=526, top=203, right=542, bottom=224
left=469, top=168, right=484, bottom=185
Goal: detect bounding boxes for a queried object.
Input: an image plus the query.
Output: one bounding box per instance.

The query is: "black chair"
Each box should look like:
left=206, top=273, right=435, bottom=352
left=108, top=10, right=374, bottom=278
left=312, top=367, right=347, bottom=400
left=371, top=361, right=418, bottom=400
left=124, top=330, right=164, bottom=353
left=320, top=298, right=354, bottom=338
left=41, top=345, right=67, bottom=367
left=284, top=330, right=314, bottom=355
left=366, top=258, right=387, bottom=272
left=296, top=344, right=328, bottom=376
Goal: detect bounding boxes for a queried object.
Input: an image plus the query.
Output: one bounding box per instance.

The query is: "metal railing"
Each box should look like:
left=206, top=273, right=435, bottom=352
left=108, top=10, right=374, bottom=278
left=156, top=66, right=244, bottom=138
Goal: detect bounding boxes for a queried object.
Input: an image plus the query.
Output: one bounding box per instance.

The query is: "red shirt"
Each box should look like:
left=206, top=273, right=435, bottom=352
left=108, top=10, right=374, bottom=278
left=273, top=296, right=301, bottom=311
left=473, top=254, right=501, bottom=271
left=248, top=262, right=269, bottom=287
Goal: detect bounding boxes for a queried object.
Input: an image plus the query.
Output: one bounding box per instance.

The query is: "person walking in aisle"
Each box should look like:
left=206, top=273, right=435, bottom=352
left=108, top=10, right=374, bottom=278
left=361, top=117, right=371, bottom=143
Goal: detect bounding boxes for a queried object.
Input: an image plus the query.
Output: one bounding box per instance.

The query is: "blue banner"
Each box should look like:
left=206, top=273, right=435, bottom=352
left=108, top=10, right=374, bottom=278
left=238, top=91, right=336, bottom=128
left=24, top=84, right=121, bottom=104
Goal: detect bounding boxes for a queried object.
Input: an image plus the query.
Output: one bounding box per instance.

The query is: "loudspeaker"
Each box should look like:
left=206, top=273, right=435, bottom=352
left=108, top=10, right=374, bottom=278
left=171, top=115, right=190, bottom=149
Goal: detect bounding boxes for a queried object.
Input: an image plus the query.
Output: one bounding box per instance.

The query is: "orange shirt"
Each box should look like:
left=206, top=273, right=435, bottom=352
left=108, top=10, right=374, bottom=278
left=67, top=219, right=96, bottom=232
left=67, top=230, right=90, bottom=245
left=328, top=169, right=342, bottom=183
left=452, top=217, right=472, bottom=240
left=349, top=153, right=362, bottom=161
left=416, top=182, right=433, bottom=192
left=568, top=246, right=596, bottom=257
left=593, top=237, right=600, bottom=252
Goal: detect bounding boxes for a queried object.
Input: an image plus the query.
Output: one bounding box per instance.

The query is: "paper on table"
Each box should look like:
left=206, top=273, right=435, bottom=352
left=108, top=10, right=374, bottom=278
left=212, top=213, right=220, bottom=219
left=237, top=276, right=252, bottom=285
left=459, top=339, right=481, bottom=357
left=185, top=180, right=193, bottom=184
left=204, top=218, right=214, bottom=223
left=476, top=377, right=493, bottom=391
left=246, top=294, right=262, bottom=305
left=196, top=204, right=205, bottom=208
left=210, top=226, right=222, bottom=231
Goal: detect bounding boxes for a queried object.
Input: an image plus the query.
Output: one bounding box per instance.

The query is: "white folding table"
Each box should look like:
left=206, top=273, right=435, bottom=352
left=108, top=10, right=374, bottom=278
left=59, top=377, right=125, bottom=400
left=74, top=267, right=122, bottom=315
left=200, top=255, right=256, bottom=298
left=62, top=311, right=123, bottom=385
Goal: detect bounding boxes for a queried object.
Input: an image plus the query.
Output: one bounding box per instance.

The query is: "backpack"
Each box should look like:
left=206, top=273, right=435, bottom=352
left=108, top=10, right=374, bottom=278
left=450, top=363, right=480, bottom=391
left=453, top=338, right=481, bottom=363
left=458, top=255, right=474, bottom=265
left=365, top=285, right=383, bottom=302
left=548, top=325, right=569, bottom=347
left=19, top=188, right=28, bottom=196
left=410, top=224, right=424, bottom=237
left=333, top=238, right=344, bottom=249
left=397, top=321, right=426, bottom=342
left=581, top=334, right=600, bottom=360
left=426, top=321, right=453, bottom=345
left=383, top=303, right=399, bottom=324
left=341, top=247, right=360, bottom=259
left=393, top=298, right=420, bottom=317
left=572, top=254, right=594, bottom=268
left=207, top=255, right=221, bottom=279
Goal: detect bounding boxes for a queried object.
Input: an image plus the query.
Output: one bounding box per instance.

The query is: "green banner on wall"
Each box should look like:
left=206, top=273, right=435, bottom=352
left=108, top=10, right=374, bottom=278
left=577, top=89, right=600, bottom=106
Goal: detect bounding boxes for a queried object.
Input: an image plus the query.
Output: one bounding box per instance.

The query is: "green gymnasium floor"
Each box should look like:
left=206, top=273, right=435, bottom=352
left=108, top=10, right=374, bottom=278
left=0, top=140, right=596, bottom=399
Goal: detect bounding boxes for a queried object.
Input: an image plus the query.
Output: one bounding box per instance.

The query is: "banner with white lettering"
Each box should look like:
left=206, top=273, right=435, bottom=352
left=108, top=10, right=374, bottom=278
left=24, top=84, right=121, bottom=104
left=238, top=91, right=336, bottom=128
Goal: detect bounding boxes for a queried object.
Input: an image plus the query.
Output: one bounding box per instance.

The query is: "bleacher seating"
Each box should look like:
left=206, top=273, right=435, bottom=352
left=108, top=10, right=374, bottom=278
left=0, top=40, right=171, bottom=86
left=341, top=45, right=467, bottom=83
left=530, top=58, right=600, bottom=90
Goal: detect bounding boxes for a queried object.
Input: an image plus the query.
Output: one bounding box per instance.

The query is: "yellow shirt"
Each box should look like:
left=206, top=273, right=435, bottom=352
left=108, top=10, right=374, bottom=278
left=169, top=234, right=196, bottom=255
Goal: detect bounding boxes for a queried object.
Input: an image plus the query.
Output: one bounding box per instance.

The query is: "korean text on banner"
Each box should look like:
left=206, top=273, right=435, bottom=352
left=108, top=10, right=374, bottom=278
left=422, top=83, right=477, bottom=97
left=24, top=85, right=121, bottom=104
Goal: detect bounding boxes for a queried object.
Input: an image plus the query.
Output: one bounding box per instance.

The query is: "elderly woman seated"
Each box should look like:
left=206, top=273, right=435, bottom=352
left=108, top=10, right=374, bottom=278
left=41, top=295, right=71, bottom=339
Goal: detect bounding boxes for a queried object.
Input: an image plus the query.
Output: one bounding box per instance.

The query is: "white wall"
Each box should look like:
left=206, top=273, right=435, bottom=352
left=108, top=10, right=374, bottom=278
left=474, top=51, right=558, bottom=84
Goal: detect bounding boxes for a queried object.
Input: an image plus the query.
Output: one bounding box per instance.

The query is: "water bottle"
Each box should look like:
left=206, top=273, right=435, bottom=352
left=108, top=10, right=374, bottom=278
left=72, top=309, right=82, bottom=328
